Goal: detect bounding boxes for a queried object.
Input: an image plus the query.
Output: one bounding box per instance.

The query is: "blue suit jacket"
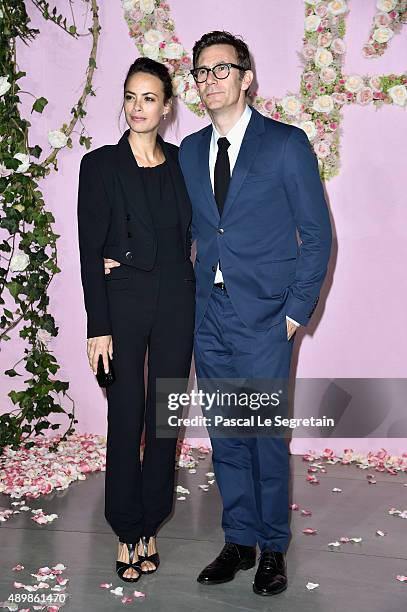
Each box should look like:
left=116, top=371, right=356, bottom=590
left=179, top=107, right=332, bottom=332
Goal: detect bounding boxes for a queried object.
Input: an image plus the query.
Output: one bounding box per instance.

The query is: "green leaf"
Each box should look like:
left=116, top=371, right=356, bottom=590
left=32, top=97, right=48, bottom=114
left=5, top=369, right=20, bottom=377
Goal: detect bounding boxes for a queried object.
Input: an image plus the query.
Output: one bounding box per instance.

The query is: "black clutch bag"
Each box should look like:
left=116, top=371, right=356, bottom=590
left=96, top=354, right=115, bottom=388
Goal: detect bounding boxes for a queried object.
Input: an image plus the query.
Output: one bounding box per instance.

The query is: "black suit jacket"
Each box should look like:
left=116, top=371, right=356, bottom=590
left=77, top=130, right=193, bottom=338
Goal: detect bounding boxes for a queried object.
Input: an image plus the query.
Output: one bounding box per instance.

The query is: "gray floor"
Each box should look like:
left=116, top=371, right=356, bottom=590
left=0, top=452, right=406, bottom=612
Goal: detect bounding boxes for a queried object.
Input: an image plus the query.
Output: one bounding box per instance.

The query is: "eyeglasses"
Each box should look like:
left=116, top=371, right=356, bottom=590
left=190, top=62, right=247, bottom=83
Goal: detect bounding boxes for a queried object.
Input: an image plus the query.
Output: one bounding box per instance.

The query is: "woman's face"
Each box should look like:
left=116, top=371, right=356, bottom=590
left=124, top=72, right=171, bottom=135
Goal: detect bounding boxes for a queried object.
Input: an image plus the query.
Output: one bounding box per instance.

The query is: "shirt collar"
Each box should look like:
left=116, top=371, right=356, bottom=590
left=212, top=104, right=252, bottom=147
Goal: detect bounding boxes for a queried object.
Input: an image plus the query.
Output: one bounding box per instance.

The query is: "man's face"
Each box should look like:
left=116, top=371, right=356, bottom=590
left=195, top=44, right=250, bottom=112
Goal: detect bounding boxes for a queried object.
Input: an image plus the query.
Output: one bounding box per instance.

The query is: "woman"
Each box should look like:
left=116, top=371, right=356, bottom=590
left=77, top=58, right=195, bottom=583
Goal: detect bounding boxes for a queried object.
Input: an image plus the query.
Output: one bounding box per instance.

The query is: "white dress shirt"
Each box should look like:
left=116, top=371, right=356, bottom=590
left=209, top=104, right=300, bottom=328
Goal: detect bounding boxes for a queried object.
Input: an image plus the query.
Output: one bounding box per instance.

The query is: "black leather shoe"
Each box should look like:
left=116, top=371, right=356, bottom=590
left=197, top=542, right=256, bottom=585
left=253, top=549, right=287, bottom=595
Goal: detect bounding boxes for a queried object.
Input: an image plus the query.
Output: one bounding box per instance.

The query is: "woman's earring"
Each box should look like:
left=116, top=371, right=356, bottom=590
left=163, top=114, right=167, bottom=121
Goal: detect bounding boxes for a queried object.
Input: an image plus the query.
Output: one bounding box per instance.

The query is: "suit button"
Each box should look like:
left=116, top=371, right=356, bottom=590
left=217, top=228, right=224, bottom=234
left=126, top=214, right=131, bottom=221
left=125, top=251, right=133, bottom=260
left=212, top=265, right=216, bottom=272
left=127, top=232, right=132, bottom=238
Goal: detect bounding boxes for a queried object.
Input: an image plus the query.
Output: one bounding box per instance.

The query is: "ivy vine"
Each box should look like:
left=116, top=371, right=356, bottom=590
left=0, top=0, right=100, bottom=455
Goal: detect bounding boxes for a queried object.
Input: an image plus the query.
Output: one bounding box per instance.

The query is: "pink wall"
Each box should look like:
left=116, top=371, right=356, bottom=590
left=1, top=1, right=406, bottom=456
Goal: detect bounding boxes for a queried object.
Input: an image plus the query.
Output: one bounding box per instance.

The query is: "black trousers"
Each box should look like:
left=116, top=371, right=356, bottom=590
left=104, top=259, right=195, bottom=542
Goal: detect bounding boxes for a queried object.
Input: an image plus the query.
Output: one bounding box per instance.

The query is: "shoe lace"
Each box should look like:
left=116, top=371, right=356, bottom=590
left=260, top=550, right=281, bottom=570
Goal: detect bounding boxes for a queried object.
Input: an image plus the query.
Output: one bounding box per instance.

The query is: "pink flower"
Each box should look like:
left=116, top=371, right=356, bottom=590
left=314, top=140, right=331, bottom=158
left=272, top=112, right=281, bottom=120
left=356, top=87, right=374, bottom=105
left=329, top=122, right=338, bottom=130
left=303, top=43, right=317, bottom=60
left=363, top=44, right=377, bottom=57
left=264, top=98, right=276, bottom=113
left=375, top=12, right=392, bottom=27
left=303, top=71, right=317, bottom=83
left=316, top=4, right=328, bottom=17
left=332, top=92, right=347, bottom=105
left=318, top=31, right=333, bottom=47
left=331, top=38, right=346, bottom=54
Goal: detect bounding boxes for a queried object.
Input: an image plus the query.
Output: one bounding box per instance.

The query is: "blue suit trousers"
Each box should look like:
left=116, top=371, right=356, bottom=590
left=194, top=285, right=295, bottom=552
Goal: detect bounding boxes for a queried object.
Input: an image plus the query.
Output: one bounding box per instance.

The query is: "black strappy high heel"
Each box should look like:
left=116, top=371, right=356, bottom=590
left=138, top=535, right=160, bottom=574
left=116, top=541, right=142, bottom=583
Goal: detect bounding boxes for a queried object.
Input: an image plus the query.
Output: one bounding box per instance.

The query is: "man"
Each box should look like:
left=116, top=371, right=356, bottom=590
left=104, top=30, right=332, bottom=596
left=179, top=31, right=331, bottom=596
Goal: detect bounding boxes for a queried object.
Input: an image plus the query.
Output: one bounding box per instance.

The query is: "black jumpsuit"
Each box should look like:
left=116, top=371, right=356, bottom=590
left=104, top=160, right=195, bottom=543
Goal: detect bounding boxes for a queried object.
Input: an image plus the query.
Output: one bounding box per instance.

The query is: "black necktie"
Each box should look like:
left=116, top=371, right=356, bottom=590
left=214, top=137, right=230, bottom=217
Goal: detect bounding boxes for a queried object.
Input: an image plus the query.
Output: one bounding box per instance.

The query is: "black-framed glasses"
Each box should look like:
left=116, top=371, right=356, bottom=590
left=190, top=62, right=246, bottom=83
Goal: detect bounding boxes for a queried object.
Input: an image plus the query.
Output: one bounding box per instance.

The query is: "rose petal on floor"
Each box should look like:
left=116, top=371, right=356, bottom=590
left=306, top=582, right=319, bottom=590
left=302, top=528, right=317, bottom=535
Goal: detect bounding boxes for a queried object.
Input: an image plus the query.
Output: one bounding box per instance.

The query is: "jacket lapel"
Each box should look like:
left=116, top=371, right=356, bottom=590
left=198, top=126, right=220, bottom=220
left=221, top=108, right=265, bottom=220
left=115, top=129, right=154, bottom=232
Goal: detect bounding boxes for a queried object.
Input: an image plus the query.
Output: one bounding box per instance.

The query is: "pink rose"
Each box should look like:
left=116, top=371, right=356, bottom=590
left=375, top=12, right=391, bottom=27
left=314, top=140, right=331, bottom=158
left=129, top=9, right=143, bottom=21
left=356, top=87, right=374, bottom=105
left=303, top=71, right=317, bottom=83
left=331, top=38, right=346, bottom=54
left=272, top=112, right=281, bottom=120
left=320, top=67, right=337, bottom=85
left=332, top=92, right=347, bottom=105
left=315, top=4, right=328, bottom=17
left=318, top=31, right=333, bottom=47
left=264, top=98, right=276, bottom=113
left=303, top=43, right=317, bottom=59
left=363, top=44, right=377, bottom=57
left=369, top=75, right=382, bottom=90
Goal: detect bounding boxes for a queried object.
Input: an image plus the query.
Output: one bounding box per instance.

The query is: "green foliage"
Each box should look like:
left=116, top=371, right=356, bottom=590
left=0, top=0, right=100, bottom=456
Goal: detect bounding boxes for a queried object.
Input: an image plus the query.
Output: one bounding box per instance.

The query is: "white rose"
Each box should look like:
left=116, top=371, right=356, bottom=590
left=327, top=0, right=348, bottom=15
left=388, top=84, right=407, bottom=106
left=184, top=88, right=200, bottom=104
left=305, top=15, right=321, bottom=32
left=139, top=0, right=155, bottom=14
left=121, top=0, right=135, bottom=10
left=162, top=43, right=184, bottom=60
left=10, top=250, right=30, bottom=272
left=320, top=67, right=337, bottom=85
left=48, top=130, right=68, bottom=148
left=14, top=153, right=30, bottom=174
left=144, top=29, right=164, bottom=45
left=142, top=42, right=160, bottom=60
left=313, top=95, right=334, bottom=113
left=37, top=329, right=52, bottom=345
left=300, top=120, right=317, bottom=140
left=373, top=27, right=394, bottom=43
left=376, top=0, right=397, bottom=11
left=345, top=74, right=364, bottom=93
left=314, top=48, right=333, bottom=68
left=0, top=75, right=11, bottom=97
left=281, top=95, right=302, bottom=116
left=172, top=75, right=185, bottom=96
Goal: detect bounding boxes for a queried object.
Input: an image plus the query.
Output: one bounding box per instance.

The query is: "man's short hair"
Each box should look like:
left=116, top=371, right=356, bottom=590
left=192, top=30, right=252, bottom=79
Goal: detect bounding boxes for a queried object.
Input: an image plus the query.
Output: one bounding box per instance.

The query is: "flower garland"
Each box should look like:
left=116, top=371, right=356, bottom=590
left=364, top=0, right=407, bottom=58
left=122, top=0, right=407, bottom=180
left=0, top=1, right=100, bottom=455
